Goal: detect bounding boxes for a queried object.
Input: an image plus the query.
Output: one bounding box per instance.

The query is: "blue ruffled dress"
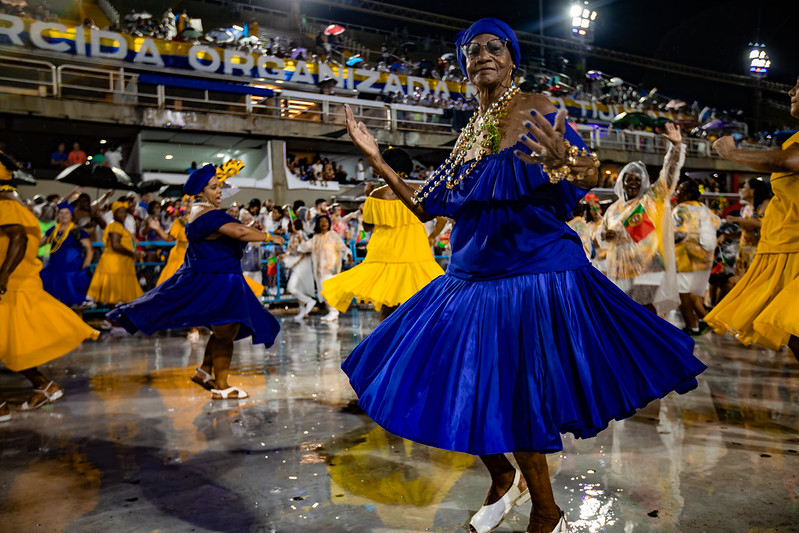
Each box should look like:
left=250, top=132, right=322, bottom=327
left=108, top=210, right=280, bottom=345
left=40, top=226, right=91, bottom=306
left=342, top=118, right=707, bottom=455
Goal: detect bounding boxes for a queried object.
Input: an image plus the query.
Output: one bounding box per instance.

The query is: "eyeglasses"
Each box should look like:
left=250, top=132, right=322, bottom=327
left=460, top=38, right=508, bottom=60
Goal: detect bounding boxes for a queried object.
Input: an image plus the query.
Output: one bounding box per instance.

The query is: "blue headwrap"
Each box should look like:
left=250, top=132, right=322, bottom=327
left=455, top=18, right=521, bottom=80
left=183, top=163, right=217, bottom=196
left=57, top=201, right=74, bottom=214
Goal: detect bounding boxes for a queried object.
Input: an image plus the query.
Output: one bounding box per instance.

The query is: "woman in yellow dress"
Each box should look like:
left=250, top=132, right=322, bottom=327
left=321, top=148, right=445, bottom=321
left=153, top=212, right=189, bottom=286
left=0, top=152, right=99, bottom=421
left=87, top=202, right=145, bottom=305
left=706, top=77, right=799, bottom=360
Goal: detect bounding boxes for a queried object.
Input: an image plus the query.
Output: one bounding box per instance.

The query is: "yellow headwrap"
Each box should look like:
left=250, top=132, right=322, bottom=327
left=216, top=159, right=245, bottom=184
left=111, top=201, right=129, bottom=213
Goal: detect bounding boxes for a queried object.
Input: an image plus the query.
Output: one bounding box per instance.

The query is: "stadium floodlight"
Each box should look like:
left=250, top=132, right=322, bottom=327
left=570, top=2, right=597, bottom=38
left=747, top=43, right=771, bottom=77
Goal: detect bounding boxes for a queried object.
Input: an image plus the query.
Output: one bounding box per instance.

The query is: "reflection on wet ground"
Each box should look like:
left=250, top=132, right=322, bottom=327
left=1, top=311, right=798, bottom=532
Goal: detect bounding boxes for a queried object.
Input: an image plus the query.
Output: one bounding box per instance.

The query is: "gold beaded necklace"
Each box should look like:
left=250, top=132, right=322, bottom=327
left=47, top=222, right=75, bottom=254
left=412, top=86, right=520, bottom=206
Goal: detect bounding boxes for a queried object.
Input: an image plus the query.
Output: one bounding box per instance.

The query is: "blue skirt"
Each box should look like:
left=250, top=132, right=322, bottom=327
left=107, top=269, right=280, bottom=346
left=342, top=265, right=706, bottom=455
left=41, top=268, right=90, bottom=307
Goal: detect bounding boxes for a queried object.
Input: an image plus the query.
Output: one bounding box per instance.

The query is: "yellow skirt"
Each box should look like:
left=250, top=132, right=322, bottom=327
left=0, top=286, right=99, bottom=371
left=156, top=252, right=184, bottom=286
left=754, top=274, right=799, bottom=345
left=706, top=251, right=799, bottom=350
left=321, top=259, right=444, bottom=313
left=244, top=275, right=264, bottom=298
left=87, top=252, right=143, bottom=305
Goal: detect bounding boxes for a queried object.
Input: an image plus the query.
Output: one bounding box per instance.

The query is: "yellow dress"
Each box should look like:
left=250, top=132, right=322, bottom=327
left=321, top=197, right=444, bottom=313
left=706, top=132, right=799, bottom=349
left=87, top=221, right=143, bottom=304
left=155, top=220, right=188, bottom=286
left=0, top=198, right=98, bottom=371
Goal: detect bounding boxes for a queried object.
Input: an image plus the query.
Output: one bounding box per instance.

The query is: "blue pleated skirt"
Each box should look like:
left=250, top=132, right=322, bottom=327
left=342, top=265, right=706, bottom=455
left=107, top=269, right=280, bottom=346
left=41, top=268, right=90, bottom=307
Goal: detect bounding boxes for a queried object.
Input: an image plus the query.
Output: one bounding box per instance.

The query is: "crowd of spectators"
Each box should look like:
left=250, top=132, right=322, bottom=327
left=0, top=0, right=55, bottom=21
left=49, top=142, right=123, bottom=169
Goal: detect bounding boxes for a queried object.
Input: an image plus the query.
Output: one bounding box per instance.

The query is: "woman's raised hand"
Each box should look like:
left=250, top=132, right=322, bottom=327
left=661, top=122, right=682, bottom=146
left=345, top=104, right=381, bottom=162
left=514, top=108, right=569, bottom=166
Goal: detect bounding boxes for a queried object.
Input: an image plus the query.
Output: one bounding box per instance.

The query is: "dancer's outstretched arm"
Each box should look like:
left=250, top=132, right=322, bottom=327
left=345, top=104, right=434, bottom=222
left=218, top=222, right=285, bottom=245
left=714, top=136, right=799, bottom=174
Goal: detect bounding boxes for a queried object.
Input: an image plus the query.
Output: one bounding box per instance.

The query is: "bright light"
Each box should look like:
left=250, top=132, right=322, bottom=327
left=216, top=153, right=225, bottom=158
left=165, top=154, right=173, bottom=160
left=99, top=139, right=107, bottom=144
left=570, top=2, right=596, bottom=39
left=748, top=43, right=771, bottom=77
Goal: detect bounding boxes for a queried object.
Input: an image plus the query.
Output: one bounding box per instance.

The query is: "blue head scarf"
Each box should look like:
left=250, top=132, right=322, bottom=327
left=183, top=163, right=217, bottom=196
left=455, top=18, right=521, bottom=80
left=57, top=201, right=74, bottom=214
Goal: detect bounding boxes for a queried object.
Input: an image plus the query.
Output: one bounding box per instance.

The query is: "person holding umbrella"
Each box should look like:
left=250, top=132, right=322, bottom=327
left=107, top=164, right=284, bottom=399
left=0, top=152, right=98, bottom=421
left=87, top=201, right=145, bottom=305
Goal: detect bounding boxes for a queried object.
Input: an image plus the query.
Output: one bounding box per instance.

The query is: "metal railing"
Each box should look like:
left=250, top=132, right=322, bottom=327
left=0, top=54, right=452, bottom=134
left=77, top=237, right=450, bottom=315
left=0, top=54, right=772, bottom=156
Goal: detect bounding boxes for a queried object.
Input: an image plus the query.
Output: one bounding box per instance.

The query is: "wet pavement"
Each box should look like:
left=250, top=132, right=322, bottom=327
left=1, top=310, right=798, bottom=532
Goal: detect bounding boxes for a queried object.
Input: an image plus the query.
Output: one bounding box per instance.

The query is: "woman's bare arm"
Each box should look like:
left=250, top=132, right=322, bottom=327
left=714, top=136, right=799, bottom=173
left=345, top=105, right=434, bottom=222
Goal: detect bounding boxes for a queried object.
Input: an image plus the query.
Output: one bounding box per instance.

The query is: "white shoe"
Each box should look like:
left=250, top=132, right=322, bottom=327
left=294, top=300, right=316, bottom=321
left=320, top=310, right=339, bottom=322
left=469, top=469, right=530, bottom=533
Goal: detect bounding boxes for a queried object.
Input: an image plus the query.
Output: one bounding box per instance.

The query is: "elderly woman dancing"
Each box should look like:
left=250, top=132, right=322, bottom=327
left=340, top=18, right=706, bottom=533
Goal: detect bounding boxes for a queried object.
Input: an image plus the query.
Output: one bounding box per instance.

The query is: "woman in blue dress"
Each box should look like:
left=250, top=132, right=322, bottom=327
left=108, top=164, right=284, bottom=400
left=40, top=202, right=93, bottom=307
left=342, top=18, right=706, bottom=533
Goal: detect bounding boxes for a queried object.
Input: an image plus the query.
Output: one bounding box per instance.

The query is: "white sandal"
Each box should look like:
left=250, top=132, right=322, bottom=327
left=19, top=381, right=64, bottom=411
left=0, top=402, right=11, bottom=422
left=210, top=386, right=249, bottom=400
left=469, top=469, right=530, bottom=533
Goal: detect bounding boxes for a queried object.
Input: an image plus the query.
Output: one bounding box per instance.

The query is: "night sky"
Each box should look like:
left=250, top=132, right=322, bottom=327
left=300, top=0, right=798, bottom=122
